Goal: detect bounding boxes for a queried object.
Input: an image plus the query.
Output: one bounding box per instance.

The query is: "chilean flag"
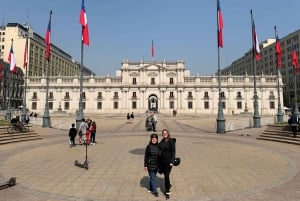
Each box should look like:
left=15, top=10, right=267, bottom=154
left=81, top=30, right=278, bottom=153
left=45, top=11, right=52, bottom=61
left=8, top=43, right=17, bottom=73
left=275, top=33, right=282, bottom=68
left=292, top=45, right=299, bottom=74
left=80, top=0, right=90, bottom=46
left=251, top=10, right=260, bottom=61
left=217, top=0, right=224, bottom=48
left=23, top=38, right=28, bottom=69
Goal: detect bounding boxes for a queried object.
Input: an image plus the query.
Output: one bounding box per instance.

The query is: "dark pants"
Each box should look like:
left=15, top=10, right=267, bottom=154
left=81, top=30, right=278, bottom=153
left=90, top=131, right=96, bottom=143
left=291, top=125, right=297, bottom=137
left=70, top=136, right=76, bottom=145
left=161, top=162, right=173, bottom=193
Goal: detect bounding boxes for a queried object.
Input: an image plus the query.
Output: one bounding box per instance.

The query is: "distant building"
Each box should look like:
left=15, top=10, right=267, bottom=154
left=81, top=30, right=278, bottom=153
left=0, top=23, right=94, bottom=77
left=221, top=29, right=300, bottom=107
left=25, top=60, right=282, bottom=116
left=0, top=60, right=24, bottom=110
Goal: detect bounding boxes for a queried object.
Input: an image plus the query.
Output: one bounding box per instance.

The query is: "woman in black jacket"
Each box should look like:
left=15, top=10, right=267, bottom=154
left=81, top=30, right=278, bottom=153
left=144, top=133, right=160, bottom=197
left=159, top=129, right=176, bottom=199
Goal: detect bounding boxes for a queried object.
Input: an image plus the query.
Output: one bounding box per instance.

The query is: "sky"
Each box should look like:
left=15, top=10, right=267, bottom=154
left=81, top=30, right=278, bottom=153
left=1, top=0, right=300, bottom=76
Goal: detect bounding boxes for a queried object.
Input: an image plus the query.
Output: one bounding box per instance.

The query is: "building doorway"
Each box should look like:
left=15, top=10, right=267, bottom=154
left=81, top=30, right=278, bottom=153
left=148, top=95, right=158, bottom=113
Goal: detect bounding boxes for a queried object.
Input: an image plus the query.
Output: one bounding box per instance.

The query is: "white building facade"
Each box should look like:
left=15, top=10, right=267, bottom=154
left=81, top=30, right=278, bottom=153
left=26, top=60, right=283, bottom=116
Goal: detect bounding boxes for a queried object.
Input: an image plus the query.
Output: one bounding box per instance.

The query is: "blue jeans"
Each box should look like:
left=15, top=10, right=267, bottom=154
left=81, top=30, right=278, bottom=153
left=148, top=171, right=157, bottom=193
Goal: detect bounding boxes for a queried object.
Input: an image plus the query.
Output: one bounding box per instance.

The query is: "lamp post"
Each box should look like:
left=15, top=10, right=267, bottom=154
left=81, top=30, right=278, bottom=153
left=5, top=77, right=12, bottom=121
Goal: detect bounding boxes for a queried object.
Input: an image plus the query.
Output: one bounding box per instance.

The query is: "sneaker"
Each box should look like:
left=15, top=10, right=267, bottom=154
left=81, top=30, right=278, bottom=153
left=166, top=191, right=171, bottom=195
left=165, top=194, right=170, bottom=199
left=152, top=192, right=158, bottom=197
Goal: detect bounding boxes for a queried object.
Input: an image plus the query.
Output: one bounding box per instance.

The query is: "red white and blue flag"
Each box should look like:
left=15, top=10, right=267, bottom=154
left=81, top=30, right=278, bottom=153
left=80, top=0, right=89, bottom=46
left=251, top=10, right=260, bottom=61
left=45, top=11, right=52, bottom=61
left=275, top=31, right=282, bottom=68
left=217, top=0, right=224, bottom=48
left=151, top=40, right=154, bottom=59
left=8, top=43, right=17, bottom=73
left=292, top=45, right=299, bottom=74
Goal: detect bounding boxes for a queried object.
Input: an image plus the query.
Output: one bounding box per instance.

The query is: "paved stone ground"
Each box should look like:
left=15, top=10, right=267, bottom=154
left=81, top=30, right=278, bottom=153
left=0, top=114, right=300, bottom=201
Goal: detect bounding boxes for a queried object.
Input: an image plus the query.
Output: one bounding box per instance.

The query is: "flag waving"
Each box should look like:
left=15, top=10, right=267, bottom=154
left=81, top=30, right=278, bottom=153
left=292, top=45, right=299, bottom=74
left=151, top=40, right=154, bottom=59
left=23, top=37, right=28, bottom=69
left=217, top=0, right=224, bottom=48
left=251, top=10, right=260, bottom=61
left=8, top=40, right=17, bottom=73
left=45, top=11, right=52, bottom=61
left=80, top=0, right=90, bottom=46
left=275, top=26, right=282, bottom=68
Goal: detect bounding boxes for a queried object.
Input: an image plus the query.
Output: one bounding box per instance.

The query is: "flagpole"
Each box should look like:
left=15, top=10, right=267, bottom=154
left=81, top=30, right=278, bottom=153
left=42, top=11, right=52, bottom=127
left=251, top=10, right=261, bottom=128
left=5, top=39, right=13, bottom=121
left=216, top=0, right=225, bottom=133
left=274, top=26, right=283, bottom=123
left=294, top=72, right=298, bottom=115
left=21, top=27, right=29, bottom=123
left=76, top=40, right=84, bottom=129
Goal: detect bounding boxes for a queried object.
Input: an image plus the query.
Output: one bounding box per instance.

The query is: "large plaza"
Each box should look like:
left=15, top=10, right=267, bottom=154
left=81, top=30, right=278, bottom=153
left=0, top=114, right=299, bottom=201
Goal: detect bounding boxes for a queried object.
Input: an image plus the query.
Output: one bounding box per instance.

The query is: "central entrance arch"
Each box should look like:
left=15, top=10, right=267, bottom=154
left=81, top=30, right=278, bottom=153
left=148, top=94, right=158, bottom=112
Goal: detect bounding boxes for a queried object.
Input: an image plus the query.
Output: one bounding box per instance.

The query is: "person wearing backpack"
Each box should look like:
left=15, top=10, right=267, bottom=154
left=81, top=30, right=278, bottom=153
left=159, top=129, right=176, bottom=199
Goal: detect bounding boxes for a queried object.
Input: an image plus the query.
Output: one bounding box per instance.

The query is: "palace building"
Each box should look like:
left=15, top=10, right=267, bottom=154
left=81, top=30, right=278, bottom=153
left=25, top=59, right=283, bottom=116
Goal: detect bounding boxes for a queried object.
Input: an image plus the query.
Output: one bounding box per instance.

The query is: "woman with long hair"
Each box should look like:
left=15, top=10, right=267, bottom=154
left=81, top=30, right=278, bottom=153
left=159, top=129, right=176, bottom=199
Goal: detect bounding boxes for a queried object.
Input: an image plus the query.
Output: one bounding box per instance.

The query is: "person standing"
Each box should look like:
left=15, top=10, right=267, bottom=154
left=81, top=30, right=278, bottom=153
left=144, top=133, right=160, bottom=197
left=152, top=113, right=158, bottom=132
left=159, top=129, right=176, bottom=199
left=68, top=123, right=77, bottom=147
left=288, top=111, right=299, bottom=137
left=78, top=118, right=88, bottom=145
left=90, top=121, right=97, bottom=145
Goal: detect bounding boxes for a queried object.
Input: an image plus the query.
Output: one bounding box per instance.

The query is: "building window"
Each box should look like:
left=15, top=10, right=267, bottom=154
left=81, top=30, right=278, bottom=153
left=169, top=101, right=174, bottom=109
left=188, top=92, right=193, bottom=98
left=49, top=102, right=53, bottom=110
left=49, top=92, right=54, bottom=99
left=269, top=91, right=275, bottom=99
left=132, top=92, right=137, bottom=98
left=97, top=102, right=102, bottom=110
left=236, top=91, right=242, bottom=98
left=114, top=102, right=118, bottom=109
left=222, top=102, right=226, bottom=109
left=82, top=92, right=86, bottom=100
left=237, top=101, right=242, bottom=109
left=204, top=92, right=209, bottom=98
left=133, top=78, right=137, bottom=85
left=97, top=92, right=102, bottom=99
left=170, top=78, right=174, bottom=85
left=132, top=101, right=137, bottom=109
left=188, top=101, right=193, bottom=109
left=64, top=102, right=70, bottom=110
left=64, top=92, right=70, bottom=99
left=83, top=102, right=86, bottom=110
left=32, top=102, right=37, bottom=110
left=170, top=92, right=174, bottom=98
left=221, top=92, right=225, bottom=99
left=113, top=92, right=119, bottom=99
left=151, top=78, right=155, bottom=85
left=204, top=101, right=209, bottom=109
left=32, top=92, right=37, bottom=99
left=270, top=101, right=275, bottom=109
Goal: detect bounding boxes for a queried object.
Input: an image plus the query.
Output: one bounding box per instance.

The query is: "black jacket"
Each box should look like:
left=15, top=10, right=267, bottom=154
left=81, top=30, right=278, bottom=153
left=69, top=127, right=77, bottom=138
left=159, top=138, right=176, bottom=164
left=144, top=143, right=160, bottom=172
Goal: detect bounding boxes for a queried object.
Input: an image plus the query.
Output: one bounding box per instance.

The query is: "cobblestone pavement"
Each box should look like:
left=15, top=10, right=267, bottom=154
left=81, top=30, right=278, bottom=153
left=0, top=114, right=300, bottom=201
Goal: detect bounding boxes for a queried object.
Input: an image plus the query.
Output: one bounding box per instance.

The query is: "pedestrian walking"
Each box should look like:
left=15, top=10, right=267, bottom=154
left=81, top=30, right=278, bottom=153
left=144, top=133, right=160, bottom=197
left=68, top=123, right=77, bottom=147
left=288, top=111, right=299, bottom=137
left=152, top=113, right=158, bottom=132
left=90, top=121, right=97, bottom=145
left=78, top=118, right=88, bottom=145
left=159, top=129, right=176, bottom=199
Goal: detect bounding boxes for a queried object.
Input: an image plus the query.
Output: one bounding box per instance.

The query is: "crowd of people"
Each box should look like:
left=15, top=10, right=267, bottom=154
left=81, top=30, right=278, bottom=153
left=68, top=118, right=97, bottom=147
left=144, top=129, right=178, bottom=199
